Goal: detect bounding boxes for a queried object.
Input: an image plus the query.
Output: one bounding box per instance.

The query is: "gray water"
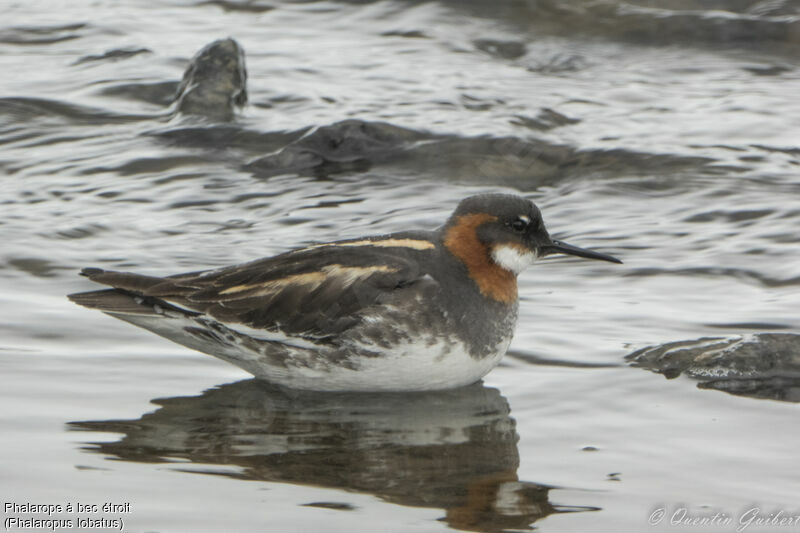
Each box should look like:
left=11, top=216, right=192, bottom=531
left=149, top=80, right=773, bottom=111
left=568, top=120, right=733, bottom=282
left=2, top=1, right=800, bottom=531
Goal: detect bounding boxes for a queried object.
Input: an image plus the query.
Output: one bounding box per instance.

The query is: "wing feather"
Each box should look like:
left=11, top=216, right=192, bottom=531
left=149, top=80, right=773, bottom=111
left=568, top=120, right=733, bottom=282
left=73, top=242, right=436, bottom=339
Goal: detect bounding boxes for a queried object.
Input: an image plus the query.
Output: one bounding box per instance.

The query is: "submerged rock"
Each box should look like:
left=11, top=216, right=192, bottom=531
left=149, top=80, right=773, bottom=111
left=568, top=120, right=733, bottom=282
left=78, top=38, right=719, bottom=183
left=245, top=119, right=430, bottom=176
left=627, top=333, right=800, bottom=402
left=245, top=116, right=715, bottom=182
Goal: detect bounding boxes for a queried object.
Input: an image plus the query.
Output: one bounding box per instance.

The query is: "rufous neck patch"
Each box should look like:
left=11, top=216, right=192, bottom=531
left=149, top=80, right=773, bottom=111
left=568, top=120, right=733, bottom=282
left=444, top=213, right=517, bottom=304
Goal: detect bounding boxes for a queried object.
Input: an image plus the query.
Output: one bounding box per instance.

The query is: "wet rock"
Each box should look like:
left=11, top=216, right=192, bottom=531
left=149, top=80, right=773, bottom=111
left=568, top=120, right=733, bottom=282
left=92, top=39, right=247, bottom=120
left=698, top=377, right=800, bottom=402
left=77, top=38, right=716, bottom=184
left=287, top=119, right=425, bottom=160
left=245, top=117, right=715, bottom=182
left=245, top=119, right=430, bottom=176
left=174, top=38, right=248, bottom=121
left=627, top=333, right=800, bottom=402
left=153, top=125, right=299, bottom=152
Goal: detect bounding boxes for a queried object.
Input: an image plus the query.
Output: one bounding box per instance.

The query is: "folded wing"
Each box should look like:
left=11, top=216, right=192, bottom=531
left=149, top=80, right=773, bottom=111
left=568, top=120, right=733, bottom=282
left=69, top=245, right=433, bottom=341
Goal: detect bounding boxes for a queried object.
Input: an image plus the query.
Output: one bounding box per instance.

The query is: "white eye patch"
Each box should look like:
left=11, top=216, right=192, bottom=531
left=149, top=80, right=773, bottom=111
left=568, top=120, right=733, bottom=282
left=491, top=245, right=537, bottom=274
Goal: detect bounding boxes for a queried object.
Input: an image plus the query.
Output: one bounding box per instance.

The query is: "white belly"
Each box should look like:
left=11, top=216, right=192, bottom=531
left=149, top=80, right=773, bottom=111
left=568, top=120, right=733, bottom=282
left=114, top=307, right=514, bottom=392
left=251, top=335, right=512, bottom=392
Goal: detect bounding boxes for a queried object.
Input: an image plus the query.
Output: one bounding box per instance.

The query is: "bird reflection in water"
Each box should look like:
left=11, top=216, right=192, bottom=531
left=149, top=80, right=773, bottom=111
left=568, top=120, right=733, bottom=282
left=69, top=380, right=599, bottom=531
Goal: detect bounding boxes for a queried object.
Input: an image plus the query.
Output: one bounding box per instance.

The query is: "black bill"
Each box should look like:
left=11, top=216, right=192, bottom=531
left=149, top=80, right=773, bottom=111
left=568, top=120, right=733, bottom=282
left=545, top=239, right=622, bottom=264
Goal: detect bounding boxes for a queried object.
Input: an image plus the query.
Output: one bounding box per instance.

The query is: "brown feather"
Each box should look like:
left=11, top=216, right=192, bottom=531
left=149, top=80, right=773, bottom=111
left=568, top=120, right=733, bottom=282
left=70, top=237, right=436, bottom=338
left=443, top=214, right=517, bottom=304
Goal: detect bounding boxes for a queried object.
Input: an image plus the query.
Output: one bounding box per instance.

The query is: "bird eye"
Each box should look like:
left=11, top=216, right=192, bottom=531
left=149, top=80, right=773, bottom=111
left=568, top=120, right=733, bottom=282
left=509, top=218, right=528, bottom=232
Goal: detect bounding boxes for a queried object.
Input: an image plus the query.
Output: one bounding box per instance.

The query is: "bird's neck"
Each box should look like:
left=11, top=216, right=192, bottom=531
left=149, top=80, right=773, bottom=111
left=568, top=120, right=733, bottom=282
left=442, top=214, right=517, bottom=305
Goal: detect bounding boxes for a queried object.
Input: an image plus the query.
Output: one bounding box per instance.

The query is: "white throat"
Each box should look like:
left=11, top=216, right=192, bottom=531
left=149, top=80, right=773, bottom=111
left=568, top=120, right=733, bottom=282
left=491, top=245, right=537, bottom=275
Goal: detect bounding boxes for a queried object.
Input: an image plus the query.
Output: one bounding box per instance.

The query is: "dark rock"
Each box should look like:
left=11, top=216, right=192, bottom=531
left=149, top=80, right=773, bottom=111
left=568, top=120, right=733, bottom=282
left=627, top=333, right=800, bottom=402
left=174, top=38, right=248, bottom=121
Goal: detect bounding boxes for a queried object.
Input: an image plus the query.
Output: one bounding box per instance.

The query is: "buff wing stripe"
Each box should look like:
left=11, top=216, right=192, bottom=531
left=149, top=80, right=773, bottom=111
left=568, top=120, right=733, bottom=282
left=219, top=264, right=399, bottom=296
left=302, top=238, right=435, bottom=252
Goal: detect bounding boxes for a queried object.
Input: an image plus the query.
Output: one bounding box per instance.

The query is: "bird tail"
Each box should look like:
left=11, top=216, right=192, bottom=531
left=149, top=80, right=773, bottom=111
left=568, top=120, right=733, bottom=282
left=68, top=267, right=197, bottom=316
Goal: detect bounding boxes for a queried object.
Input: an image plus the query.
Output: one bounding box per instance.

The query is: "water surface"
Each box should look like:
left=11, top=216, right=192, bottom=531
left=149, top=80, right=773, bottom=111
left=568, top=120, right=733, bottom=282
left=2, top=1, right=799, bottom=531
